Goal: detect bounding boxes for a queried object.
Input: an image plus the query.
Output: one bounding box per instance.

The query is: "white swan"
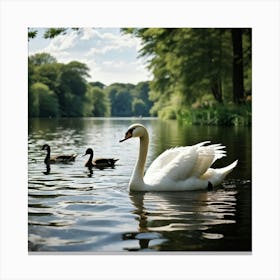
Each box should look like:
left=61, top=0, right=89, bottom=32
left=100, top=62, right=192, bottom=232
left=120, top=123, right=238, bottom=191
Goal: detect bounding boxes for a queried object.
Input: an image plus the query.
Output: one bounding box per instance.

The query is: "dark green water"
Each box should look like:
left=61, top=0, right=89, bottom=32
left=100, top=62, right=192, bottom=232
left=28, top=118, right=251, bottom=252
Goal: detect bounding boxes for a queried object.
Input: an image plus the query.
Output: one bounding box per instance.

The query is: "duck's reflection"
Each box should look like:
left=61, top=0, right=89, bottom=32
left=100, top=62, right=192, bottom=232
left=43, top=164, right=51, bottom=175
left=87, top=167, right=93, bottom=177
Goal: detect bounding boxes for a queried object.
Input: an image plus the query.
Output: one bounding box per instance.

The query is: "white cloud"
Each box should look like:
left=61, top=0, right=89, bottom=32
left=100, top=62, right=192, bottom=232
left=80, top=28, right=97, bottom=40
left=42, top=30, right=79, bottom=54
left=87, top=45, right=115, bottom=56
left=28, top=28, right=150, bottom=85
left=86, top=30, right=142, bottom=56
left=93, top=58, right=151, bottom=85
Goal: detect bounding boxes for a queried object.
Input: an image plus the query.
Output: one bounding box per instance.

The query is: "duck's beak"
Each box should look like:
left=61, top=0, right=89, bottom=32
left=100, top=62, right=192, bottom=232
left=119, top=131, right=132, bottom=143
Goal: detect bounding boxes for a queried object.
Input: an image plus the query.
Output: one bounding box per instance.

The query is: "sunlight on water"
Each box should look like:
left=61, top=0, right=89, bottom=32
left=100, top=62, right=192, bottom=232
left=28, top=118, right=251, bottom=252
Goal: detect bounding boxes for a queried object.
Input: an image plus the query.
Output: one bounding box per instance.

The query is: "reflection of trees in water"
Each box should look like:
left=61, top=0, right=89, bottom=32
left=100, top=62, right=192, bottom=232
left=28, top=118, right=88, bottom=146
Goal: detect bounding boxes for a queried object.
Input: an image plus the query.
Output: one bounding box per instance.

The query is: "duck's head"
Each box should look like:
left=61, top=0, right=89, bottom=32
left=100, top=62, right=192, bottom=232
left=83, top=148, right=94, bottom=156
left=119, top=124, right=147, bottom=142
left=42, top=144, right=50, bottom=151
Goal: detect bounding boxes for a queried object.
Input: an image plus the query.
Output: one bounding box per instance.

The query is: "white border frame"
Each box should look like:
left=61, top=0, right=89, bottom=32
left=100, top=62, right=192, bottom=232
left=1, top=0, right=280, bottom=279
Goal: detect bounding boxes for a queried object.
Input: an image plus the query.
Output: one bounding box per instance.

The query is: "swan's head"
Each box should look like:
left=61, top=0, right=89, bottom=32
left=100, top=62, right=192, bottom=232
left=119, top=124, right=147, bottom=142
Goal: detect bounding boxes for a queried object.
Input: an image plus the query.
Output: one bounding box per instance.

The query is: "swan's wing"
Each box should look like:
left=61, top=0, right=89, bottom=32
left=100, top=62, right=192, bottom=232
left=190, top=143, right=226, bottom=177
left=145, top=147, right=189, bottom=173
left=145, top=146, right=197, bottom=184
left=145, top=142, right=226, bottom=184
left=145, top=141, right=209, bottom=175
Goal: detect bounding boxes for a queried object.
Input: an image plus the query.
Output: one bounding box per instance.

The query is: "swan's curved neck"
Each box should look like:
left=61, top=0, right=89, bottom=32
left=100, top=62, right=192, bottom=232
left=130, top=130, right=149, bottom=190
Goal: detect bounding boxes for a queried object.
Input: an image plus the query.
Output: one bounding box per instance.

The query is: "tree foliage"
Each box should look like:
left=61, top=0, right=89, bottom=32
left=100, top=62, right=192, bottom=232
left=28, top=27, right=251, bottom=125
left=29, top=82, right=59, bottom=117
left=106, top=82, right=152, bottom=117
left=122, top=28, right=251, bottom=120
left=28, top=53, right=153, bottom=118
left=29, top=53, right=91, bottom=117
left=85, top=85, right=110, bottom=117
left=28, top=28, right=80, bottom=40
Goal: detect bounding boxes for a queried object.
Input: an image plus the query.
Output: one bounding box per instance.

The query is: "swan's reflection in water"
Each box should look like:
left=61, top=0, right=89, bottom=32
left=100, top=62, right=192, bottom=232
left=125, top=188, right=237, bottom=251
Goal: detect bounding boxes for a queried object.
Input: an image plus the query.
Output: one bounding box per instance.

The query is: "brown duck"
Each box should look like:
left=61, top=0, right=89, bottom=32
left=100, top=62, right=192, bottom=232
left=42, top=144, right=77, bottom=164
left=83, top=148, right=118, bottom=169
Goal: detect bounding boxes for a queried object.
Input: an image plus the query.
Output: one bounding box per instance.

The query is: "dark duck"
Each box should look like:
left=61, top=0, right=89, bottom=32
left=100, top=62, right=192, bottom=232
left=83, top=148, right=118, bottom=169
left=42, top=144, right=77, bottom=164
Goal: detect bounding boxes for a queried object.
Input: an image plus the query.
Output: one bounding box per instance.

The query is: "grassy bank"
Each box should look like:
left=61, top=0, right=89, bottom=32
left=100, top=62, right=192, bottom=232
left=176, top=104, right=251, bottom=126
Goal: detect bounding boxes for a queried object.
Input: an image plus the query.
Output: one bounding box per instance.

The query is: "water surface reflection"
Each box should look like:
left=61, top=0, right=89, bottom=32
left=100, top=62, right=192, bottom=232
left=124, top=187, right=246, bottom=251
left=28, top=118, right=251, bottom=252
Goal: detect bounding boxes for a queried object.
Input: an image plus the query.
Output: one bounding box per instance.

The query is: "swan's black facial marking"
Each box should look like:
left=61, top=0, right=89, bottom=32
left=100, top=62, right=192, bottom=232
left=126, top=127, right=135, bottom=136
left=119, top=127, right=135, bottom=142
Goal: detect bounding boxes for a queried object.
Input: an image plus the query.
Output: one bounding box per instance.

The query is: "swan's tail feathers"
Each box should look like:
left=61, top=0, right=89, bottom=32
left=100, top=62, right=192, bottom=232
left=204, top=160, right=238, bottom=187
left=217, top=160, right=238, bottom=177
left=194, top=141, right=211, bottom=147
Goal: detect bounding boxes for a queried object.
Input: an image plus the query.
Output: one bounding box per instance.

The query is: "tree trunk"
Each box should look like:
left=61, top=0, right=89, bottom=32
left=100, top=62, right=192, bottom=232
left=231, top=28, right=245, bottom=104
left=209, top=29, right=223, bottom=104
left=211, top=78, right=223, bottom=103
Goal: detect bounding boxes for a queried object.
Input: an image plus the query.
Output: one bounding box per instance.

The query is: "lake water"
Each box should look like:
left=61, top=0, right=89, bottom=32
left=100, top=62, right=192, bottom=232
left=28, top=118, right=251, bottom=252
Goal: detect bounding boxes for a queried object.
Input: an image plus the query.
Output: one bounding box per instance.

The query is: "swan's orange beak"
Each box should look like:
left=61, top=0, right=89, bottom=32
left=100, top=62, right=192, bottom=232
left=119, top=131, right=132, bottom=142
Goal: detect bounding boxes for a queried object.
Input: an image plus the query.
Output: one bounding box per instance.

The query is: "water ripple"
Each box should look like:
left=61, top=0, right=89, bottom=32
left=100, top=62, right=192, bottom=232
left=28, top=118, right=251, bottom=252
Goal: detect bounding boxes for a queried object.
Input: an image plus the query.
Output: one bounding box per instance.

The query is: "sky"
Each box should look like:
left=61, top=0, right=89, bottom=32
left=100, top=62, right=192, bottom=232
left=28, top=28, right=152, bottom=86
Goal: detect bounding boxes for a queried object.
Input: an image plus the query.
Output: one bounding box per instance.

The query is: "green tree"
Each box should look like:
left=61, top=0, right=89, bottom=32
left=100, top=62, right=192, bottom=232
left=132, top=81, right=153, bottom=116
left=132, top=99, right=146, bottom=116
left=28, top=62, right=36, bottom=117
left=57, top=61, right=90, bottom=116
left=28, top=53, right=91, bottom=117
left=123, top=28, right=251, bottom=119
left=30, top=82, right=59, bottom=117
left=34, top=63, right=62, bottom=93
left=85, top=86, right=110, bottom=117
left=231, top=28, right=252, bottom=103
left=106, top=83, right=134, bottom=117
left=90, top=81, right=106, bottom=89
left=28, top=28, right=80, bottom=40
left=113, top=90, right=133, bottom=117
left=28, top=54, right=61, bottom=116
left=29, top=52, right=57, bottom=65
